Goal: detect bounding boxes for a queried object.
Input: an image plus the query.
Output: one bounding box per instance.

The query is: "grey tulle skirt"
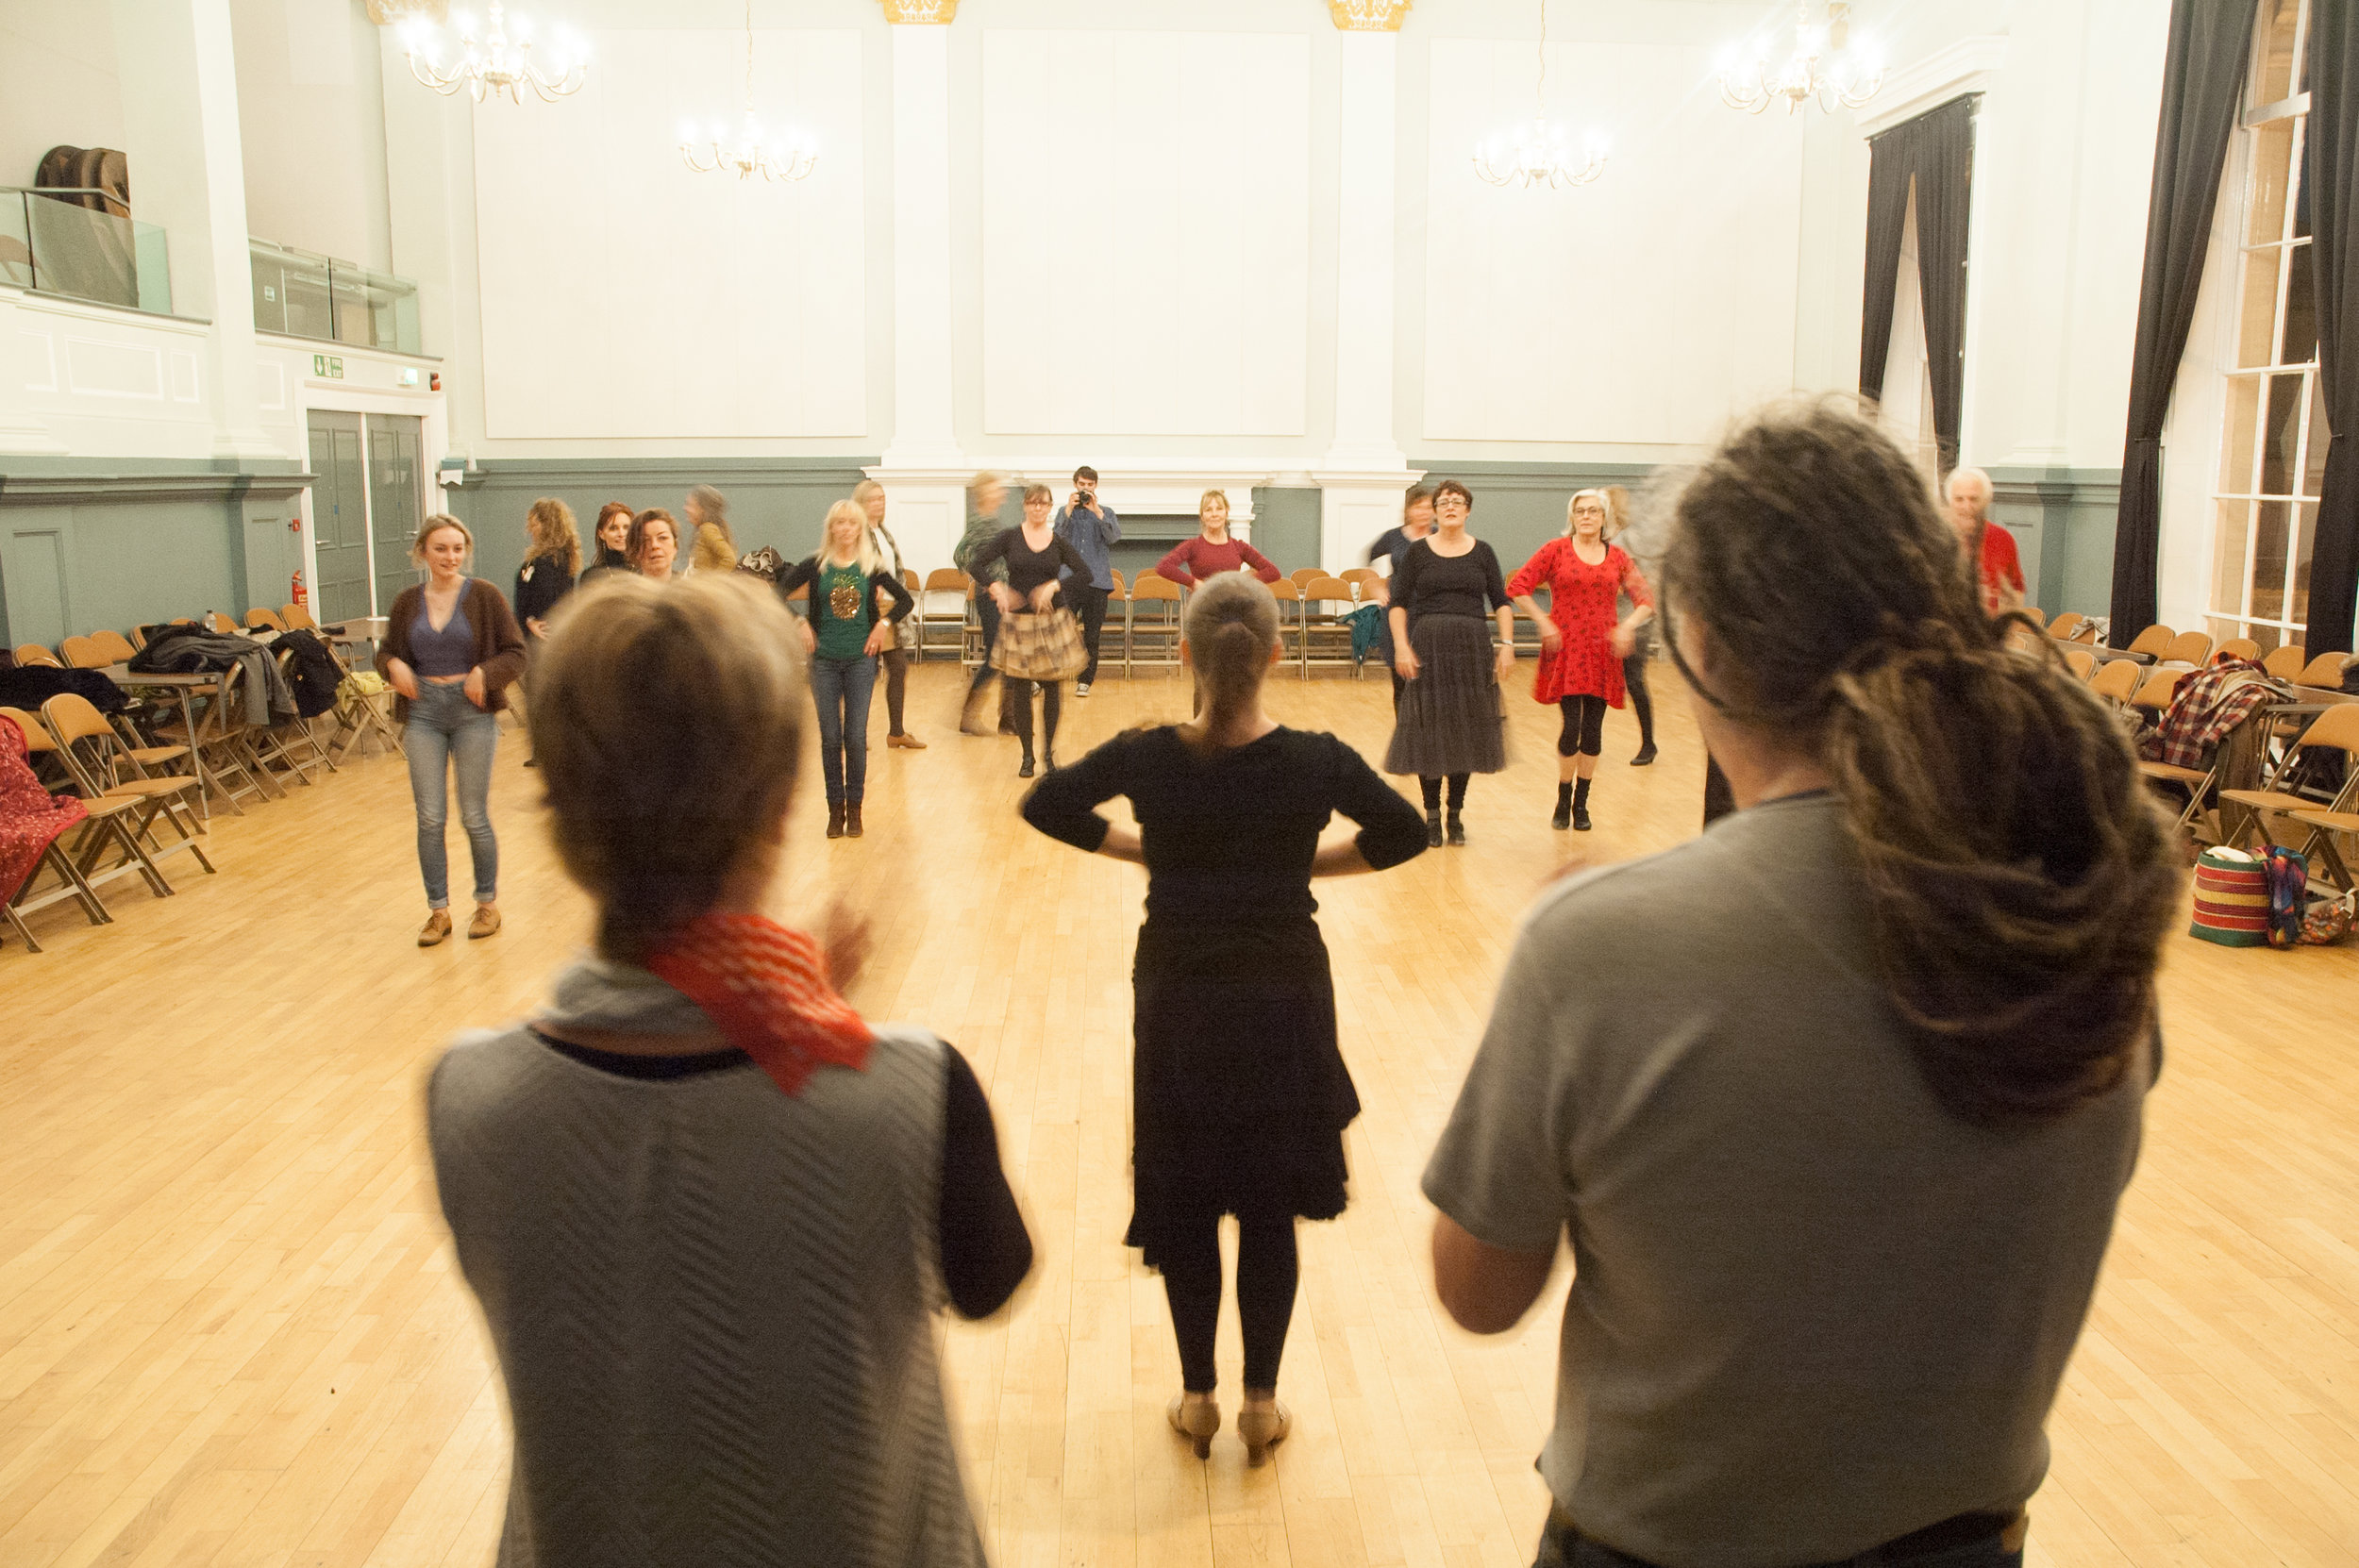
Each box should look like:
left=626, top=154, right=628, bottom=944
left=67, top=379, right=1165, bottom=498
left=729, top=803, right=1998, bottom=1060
left=1384, top=615, right=1506, bottom=776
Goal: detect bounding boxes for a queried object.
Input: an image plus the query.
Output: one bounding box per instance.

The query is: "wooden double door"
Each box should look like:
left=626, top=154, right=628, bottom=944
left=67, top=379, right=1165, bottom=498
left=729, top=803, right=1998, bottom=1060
left=307, top=410, right=425, bottom=624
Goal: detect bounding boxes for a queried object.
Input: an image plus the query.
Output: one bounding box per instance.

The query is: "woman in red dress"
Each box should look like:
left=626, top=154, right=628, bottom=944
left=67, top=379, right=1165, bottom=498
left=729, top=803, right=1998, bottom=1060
left=1506, top=488, right=1654, bottom=831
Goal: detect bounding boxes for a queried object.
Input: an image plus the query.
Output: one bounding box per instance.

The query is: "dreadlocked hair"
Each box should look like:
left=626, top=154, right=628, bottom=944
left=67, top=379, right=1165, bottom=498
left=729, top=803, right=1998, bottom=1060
left=1661, top=398, right=2182, bottom=1128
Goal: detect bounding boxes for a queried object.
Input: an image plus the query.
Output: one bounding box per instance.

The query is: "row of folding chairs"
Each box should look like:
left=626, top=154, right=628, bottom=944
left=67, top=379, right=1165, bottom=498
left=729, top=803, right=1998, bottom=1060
left=2, top=696, right=218, bottom=953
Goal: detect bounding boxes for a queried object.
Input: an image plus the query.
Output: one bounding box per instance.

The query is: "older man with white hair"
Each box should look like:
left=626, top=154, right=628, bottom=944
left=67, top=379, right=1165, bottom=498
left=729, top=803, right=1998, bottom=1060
left=1946, top=466, right=2024, bottom=616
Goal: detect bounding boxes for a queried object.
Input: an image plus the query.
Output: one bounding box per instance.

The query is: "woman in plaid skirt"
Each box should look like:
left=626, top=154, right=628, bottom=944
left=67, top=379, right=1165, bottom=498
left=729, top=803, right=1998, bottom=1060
left=964, top=484, right=1090, bottom=777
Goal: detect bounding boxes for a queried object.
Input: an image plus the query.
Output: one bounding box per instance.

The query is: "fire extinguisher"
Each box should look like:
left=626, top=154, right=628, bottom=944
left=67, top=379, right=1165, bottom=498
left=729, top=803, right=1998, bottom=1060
left=293, top=568, right=309, bottom=609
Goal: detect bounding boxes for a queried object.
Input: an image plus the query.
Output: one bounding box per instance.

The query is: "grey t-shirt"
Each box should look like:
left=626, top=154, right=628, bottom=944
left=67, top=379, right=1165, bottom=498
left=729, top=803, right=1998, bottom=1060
left=1423, top=792, right=2148, bottom=1568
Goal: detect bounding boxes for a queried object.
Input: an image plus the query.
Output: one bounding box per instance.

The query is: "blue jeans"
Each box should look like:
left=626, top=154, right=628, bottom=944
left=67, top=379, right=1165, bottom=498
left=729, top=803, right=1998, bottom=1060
left=810, top=654, right=877, bottom=806
left=405, top=682, right=499, bottom=909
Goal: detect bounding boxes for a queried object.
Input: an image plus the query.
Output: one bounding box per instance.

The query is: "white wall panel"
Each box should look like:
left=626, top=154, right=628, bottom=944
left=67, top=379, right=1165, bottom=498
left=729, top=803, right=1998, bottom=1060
left=473, top=27, right=864, bottom=441
left=1421, top=37, right=1802, bottom=445
left=979, top=28, right=1309, bottom=438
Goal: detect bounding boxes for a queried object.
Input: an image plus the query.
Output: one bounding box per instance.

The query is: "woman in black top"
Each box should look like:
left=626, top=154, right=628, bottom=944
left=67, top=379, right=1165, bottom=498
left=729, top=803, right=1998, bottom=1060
left=512, top=498, right=580, bottom=769
left=1023, top=575, right=1427, bottom=1468
left=1384, top=479, right=1515, bottom=846
left=575, top=501, right=634, bottom=590
left=965, top=484, right=1090, bottom=777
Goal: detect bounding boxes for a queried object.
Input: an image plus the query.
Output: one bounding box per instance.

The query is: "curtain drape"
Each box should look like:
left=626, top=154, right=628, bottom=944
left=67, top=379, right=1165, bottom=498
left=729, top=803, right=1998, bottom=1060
left=1858, top=97, right=1978, bottom=474
left=2107, top=0, right=2256, bottom=638
left=2308, top=4, right=2359, bottom=655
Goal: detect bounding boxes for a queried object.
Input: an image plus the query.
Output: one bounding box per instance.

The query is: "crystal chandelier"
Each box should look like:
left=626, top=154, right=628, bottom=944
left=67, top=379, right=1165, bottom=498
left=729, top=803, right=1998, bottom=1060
left=401, top=3, right=587, bottom=103
left=1473, top=1, right=1606, bottom=190
left=681, top=2, right=818, bottom=182
left=1720, top=3, right=1882, bottom=116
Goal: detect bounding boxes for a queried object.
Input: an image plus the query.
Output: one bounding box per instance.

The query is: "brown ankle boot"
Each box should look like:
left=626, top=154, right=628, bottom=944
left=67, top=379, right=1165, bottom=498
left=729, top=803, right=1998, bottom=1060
left=826, top=802, right=846, bottom=839
left=845, top=804, right=864, bottom=838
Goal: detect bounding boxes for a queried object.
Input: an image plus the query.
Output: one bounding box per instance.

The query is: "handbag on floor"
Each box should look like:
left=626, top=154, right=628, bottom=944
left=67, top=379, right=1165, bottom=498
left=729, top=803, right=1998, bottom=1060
left=2188, top=847, right=2269, bottom=947
left=990, top=606, right=1087, bottom=682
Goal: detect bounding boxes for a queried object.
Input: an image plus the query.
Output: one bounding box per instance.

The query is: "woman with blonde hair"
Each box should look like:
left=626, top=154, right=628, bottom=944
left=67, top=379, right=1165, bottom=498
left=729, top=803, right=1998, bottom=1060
left=683, top=483, right=739, bottom=575
left=1153, top=491, right=1281, bottom=587
left=1506, top=488, right=1653, bottom=831
left=1024, top=575, right=1426, bottom=1468
left=627, top=508, right=680, bottom=579
left=427, top=572, right=1030, bottom=1568
left=1426, top=400, right=2180, bottom=1568
left=853, top=478, right=925, bottom=750
left=512, top=497, right=581, bottom=768
left=773, top=499, right=915, bottom=839
left=376, top=515, right=528, bottom=946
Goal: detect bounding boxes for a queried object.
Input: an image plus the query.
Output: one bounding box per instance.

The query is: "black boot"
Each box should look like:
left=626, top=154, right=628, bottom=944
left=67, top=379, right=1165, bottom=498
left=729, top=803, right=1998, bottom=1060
left=1572, top=776, right=1593, bottom=832
left=1446, top=811, right=1466, bottom=847
left=1631, top=742, right=1658, bottom=766
left=1552, top=782, right=1573, bottom=831
left=826, top=802, right=846, bottom=839
left=1018, top=747, right=1036, bottom=779
left=1425, top=809, right=1444, bottom=848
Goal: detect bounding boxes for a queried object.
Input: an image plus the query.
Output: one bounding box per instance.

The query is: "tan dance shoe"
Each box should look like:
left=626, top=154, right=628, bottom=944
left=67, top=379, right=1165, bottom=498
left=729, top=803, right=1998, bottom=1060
left=468, top=904, right=502, bottom=940
left=887, top=731, right=927, bottom=749
left=1236, top=1399, right=1290, bottom=1467
left=418, top=909, right=452, bottom=948
left=1167, top=1393, right=1220, bottom=1460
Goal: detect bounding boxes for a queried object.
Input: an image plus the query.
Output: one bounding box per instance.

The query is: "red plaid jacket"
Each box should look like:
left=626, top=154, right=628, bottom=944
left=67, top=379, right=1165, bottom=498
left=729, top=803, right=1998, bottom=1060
left=2138, top=659, right=2275, bottom=769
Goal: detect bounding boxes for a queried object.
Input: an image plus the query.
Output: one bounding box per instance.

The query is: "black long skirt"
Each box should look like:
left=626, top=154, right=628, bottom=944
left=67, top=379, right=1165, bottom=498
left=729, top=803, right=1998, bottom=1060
left=1126, top=921, right=1360, bottom=1270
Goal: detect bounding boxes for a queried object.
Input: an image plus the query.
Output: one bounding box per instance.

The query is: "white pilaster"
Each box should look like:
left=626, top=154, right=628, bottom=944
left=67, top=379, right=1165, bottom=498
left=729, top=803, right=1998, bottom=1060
left=110, top=0, right=279, bottom=459
left=879, top=22, right=962, bottom=474
left=1320, top=26, right=1414, bottom=570
left=0, top=291, right=65, bottom=455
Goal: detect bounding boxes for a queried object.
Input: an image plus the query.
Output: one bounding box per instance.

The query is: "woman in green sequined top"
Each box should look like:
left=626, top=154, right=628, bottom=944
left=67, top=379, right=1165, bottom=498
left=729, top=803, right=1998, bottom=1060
left=775, top=500, right=915, bottom=840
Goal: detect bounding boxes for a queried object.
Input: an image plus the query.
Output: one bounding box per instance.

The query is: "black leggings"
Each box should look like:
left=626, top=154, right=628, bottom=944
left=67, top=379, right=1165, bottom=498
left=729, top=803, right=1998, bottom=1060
left=1161, top=1215, right=1299, bottom=1393
left=1558, top=695, right=1606, bottom=758
left=1622, top=650, right=1654, bottom=747
left=1008, top=678, right=1061, bottom=751
left=880, top=645, right=908, bottom=735
left=1419, top=774, right=1469, bottom=810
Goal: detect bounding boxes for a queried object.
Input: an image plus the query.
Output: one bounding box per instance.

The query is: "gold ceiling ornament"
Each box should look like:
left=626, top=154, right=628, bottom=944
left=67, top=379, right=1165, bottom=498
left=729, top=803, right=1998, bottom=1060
left=878, top=0, right=958, bottom=22
left=366, top=0, right=446, bottom=22
left=1328, top=0, right=1410, bottom=29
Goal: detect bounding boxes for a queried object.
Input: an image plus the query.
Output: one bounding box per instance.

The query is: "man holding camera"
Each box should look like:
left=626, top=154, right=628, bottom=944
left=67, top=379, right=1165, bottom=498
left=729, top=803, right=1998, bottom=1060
left=1053, top=465, right=1122, bottom=695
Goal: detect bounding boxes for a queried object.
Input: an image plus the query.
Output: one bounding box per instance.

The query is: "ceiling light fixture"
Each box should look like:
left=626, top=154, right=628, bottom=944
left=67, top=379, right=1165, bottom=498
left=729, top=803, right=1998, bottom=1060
left=679, top=1, right=818, bottom=183
left=1719, top=2, right=1882, bottom=116
left=401, top=3, right=588, bottom=104
left=1474, top=0, right=1607, bottom=189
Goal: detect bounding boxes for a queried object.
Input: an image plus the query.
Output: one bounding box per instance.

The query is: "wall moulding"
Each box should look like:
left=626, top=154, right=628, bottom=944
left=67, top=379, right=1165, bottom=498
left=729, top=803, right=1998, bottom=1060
left=879, top=0, right=958, bottom=23
left=1330, top=1, right=1411, bottom=31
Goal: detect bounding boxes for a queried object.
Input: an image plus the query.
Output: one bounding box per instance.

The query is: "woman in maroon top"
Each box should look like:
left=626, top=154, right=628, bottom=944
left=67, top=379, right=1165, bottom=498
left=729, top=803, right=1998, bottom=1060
left=1154, top=491, right=1281, bottom=587
left=1507, top=490, right=1653, bottom=832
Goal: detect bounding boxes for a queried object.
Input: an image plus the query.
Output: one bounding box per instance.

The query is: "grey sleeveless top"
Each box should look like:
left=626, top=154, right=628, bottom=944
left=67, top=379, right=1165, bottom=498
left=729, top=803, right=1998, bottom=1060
left=427, top=1000, right=986, bottom=1568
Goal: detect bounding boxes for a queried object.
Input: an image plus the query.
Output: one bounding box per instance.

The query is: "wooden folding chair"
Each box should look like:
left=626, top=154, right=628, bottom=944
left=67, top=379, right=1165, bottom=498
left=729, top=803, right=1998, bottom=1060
left=2295, top=653, right=2353, bottom=690
left=39, top=693, right=215, bottom=879
left=2217, top=703, right=2359, bottom=860
left=59, top=635, right=111, bottom=668
left=1125, top=575, right=1184, bottom=676
left=1, top=711, right=116, bottom=952
left=1266, top=577, right=1306, bottom=670
left=151, top=662, right=273, bottom=812
left=243, top=607, right=288, bottom=633
left=280, top=603, right=320, bottom=632
left=2087, top=659, right=2141, bottom=708
left=2158, top=631, right=2212, bottom=668
left=2, top=707, right=174, bottom=903
left=916, top=569, right=972, bottom=664
left=1299, top=577, right=1361, bottom=680
left=2064, top=648, right=2097, bottom=681
left=2129, top=670, right=2183, bottom=722
left=245, top=648, right=334, bottom=786
left=1341, top=567, right=1380, bottom=597
left=1289, top=567, right=1323, bottom=590
left=2214, top=638, right=2262, bottom=665
left=13, top=643, right=62, bottom=668
left=2115, top=624, right=2174, bottom=663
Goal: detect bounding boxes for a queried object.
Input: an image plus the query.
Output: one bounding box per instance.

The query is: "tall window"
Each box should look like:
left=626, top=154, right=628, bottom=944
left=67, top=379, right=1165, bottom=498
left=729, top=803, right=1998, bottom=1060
left=2210, top=0, right=2319, bottom=653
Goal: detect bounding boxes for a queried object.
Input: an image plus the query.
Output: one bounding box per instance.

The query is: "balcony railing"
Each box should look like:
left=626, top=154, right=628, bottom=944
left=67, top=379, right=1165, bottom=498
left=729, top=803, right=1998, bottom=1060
left=250, top=239, right=421, bottom=355
left=0, top=188, right=173, bottom=314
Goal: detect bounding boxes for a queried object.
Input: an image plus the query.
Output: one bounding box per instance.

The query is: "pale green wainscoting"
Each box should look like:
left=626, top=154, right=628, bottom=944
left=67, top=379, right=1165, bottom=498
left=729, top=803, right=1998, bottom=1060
left=0, top=459, right=312, bottom=649
left=1985, top=467, right=2122, bottom=617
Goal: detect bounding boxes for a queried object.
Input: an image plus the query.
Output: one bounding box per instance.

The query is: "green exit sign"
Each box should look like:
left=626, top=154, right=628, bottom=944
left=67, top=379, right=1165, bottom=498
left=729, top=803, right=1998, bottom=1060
left=312, top=353, right=344, bottom=379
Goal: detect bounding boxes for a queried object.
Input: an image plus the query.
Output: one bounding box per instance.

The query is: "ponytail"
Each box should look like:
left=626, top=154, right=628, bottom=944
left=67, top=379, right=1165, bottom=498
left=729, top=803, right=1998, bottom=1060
left=1663, top=399, right=2181, bottom=1127
left=1182, top=575, right=1280, bottom=733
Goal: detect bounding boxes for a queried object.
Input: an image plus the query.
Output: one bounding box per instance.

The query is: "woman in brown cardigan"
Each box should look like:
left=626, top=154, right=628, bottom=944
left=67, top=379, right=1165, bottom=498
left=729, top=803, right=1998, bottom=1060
left=376, top=515, right=528, bottom=947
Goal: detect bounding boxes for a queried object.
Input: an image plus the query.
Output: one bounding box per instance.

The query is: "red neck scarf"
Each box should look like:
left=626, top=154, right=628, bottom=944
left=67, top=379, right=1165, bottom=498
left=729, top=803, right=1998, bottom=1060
left=645, top=913, right=873, bottom=1096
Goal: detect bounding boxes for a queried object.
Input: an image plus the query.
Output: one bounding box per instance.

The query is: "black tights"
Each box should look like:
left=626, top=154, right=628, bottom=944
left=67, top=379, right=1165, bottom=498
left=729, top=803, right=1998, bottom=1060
left=1160, top=1215, right=1299, bottom=1393
left=1009, top=678, right=1062, bottom=754
left=1622, top=650, right=1655, bottom=747
left=1419, top=774, right=1469, bottom=811
left=1558, top=695, right=1606, bottom=758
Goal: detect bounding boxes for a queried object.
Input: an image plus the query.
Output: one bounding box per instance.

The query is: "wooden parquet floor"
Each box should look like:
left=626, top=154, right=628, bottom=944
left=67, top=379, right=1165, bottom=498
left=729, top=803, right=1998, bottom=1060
left=3, top=660, right=2355, bottom=1568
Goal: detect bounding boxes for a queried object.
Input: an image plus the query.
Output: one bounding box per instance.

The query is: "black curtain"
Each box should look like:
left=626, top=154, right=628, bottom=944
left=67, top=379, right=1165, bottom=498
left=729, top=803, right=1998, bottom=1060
left=1858, top=97, right=1977, bottom=475
left=2108, top=0, right=2256, bottom=637
left=2309, top=5, right=2359, bottom=655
